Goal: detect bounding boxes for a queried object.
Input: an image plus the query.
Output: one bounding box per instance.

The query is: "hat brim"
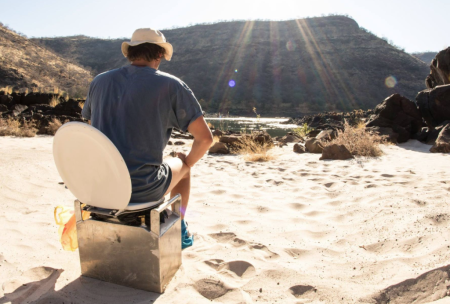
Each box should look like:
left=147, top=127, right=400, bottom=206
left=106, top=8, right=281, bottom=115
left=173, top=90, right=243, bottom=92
left=121, top=41, right=173, bottom=61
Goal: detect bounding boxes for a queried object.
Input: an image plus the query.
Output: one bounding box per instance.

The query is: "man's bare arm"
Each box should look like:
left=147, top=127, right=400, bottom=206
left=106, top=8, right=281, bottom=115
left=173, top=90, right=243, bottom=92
left=184, top=116, right=213, bottom=168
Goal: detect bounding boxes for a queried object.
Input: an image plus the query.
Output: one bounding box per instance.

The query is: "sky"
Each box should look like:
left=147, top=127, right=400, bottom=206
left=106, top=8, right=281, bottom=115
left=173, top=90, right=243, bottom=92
left=0, top=0, right=448, bottom=53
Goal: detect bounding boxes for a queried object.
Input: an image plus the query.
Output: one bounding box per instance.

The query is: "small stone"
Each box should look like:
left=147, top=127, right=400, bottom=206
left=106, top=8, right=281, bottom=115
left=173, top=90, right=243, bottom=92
left=259, top=288, right=262, bottom=293
left=293, top=143, right=305, bottom=153
left=320, top=144, right=354, bottom=160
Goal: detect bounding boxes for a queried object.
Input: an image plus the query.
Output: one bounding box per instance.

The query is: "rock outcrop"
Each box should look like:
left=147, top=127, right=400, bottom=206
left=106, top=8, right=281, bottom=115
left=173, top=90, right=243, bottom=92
left=0, top=92, right=85, bottom=134
left=430, top=123, right=450, bottom=153
left=366, top=94, right=422, bottom=143
left=416, top=85, right=450, bottom=129
left=425, top=47, right=450, bottom=89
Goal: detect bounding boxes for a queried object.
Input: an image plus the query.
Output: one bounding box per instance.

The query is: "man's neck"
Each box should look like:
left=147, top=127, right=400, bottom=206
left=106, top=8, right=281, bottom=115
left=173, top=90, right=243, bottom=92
left=131, top=59, right=160, bottom=70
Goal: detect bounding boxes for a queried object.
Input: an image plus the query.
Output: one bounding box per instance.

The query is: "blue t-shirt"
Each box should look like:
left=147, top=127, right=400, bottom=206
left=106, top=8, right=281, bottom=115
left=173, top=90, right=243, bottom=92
left=82, top=65, right=203, bottom=202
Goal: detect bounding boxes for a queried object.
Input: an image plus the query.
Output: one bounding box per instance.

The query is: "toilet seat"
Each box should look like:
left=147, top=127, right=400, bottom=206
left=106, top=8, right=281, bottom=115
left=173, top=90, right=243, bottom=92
left=53, top=122, right=163, bottom=212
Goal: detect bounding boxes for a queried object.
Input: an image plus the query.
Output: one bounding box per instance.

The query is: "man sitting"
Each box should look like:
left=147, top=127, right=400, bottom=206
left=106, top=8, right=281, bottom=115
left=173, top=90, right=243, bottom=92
left=81, top=28, right=213, bottom=249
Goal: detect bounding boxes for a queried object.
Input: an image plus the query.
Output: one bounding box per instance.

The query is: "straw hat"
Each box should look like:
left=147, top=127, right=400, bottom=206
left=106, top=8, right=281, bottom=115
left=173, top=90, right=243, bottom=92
left=121, top=28, right=173, bottom=61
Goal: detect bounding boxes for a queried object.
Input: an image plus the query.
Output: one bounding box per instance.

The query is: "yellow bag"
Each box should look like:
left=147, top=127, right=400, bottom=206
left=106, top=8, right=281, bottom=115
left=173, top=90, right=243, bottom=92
left=54, top=205, right=90, bottom=251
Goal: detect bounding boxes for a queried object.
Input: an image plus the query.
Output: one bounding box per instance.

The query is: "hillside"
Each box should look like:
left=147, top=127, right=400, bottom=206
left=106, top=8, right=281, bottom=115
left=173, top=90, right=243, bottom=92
left=411, top=52, right=437, bottom=64
left=33, top=16, right=429, bottom=115
left=0, top=24, right=92, bottom=98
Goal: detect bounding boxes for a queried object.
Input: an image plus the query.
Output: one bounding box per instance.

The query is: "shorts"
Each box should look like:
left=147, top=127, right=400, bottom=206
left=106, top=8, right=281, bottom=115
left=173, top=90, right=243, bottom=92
left=130, top=162, right=173, bottom=203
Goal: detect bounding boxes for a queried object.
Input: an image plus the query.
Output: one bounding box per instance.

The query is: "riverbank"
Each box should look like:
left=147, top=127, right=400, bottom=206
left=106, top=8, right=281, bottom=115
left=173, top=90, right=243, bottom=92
left=0, top=136, right=449, bottom=303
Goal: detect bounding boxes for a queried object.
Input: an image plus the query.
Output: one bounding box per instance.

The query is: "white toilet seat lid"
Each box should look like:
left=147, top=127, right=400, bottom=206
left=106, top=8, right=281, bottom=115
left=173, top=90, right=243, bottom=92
left=53, top=122, right=131, bottom=210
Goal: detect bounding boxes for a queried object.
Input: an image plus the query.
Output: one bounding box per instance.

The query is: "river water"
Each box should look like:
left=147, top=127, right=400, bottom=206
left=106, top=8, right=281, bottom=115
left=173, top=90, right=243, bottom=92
left=205, top=117, right=298, bottom=137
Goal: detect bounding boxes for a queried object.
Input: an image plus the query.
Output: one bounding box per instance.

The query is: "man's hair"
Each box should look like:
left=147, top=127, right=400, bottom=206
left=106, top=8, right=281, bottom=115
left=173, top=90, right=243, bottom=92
left=126, top=43, right=166, bottom=62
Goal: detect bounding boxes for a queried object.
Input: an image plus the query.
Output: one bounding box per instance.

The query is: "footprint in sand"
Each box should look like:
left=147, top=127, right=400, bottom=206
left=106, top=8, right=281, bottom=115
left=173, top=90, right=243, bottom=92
left=208, top=232, right=237, bottom=243
left=284, top=248, right=310, bottom=258
left=208, top=232, right=247, bottom=247
left=266, top=179, right=284, bottom=186
left=250, top=243, right=279, bottom=259
left=209, top=232, right=279, bottom=259
left=288, top=202, right=307, bottom=210
left=218, top=260, right=256, bottom=279
left=194, top=278, right=234, bottom=300
left=289, top=285, right=317, bottom=298
left=365, top=184, right=378, bottom=188
left=204, top=259, right=225, bottom=270
left=381, top=174, right=395, bottom=178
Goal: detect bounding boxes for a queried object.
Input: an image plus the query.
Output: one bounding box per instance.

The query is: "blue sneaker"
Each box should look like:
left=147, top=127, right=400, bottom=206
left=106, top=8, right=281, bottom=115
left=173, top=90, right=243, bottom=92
left=181, top=219, right=194, bottom=249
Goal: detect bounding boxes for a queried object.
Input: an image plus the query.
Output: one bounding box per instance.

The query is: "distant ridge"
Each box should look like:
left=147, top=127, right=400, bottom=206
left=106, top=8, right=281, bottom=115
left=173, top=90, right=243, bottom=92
left=0, top=24, right=92, bottom=97
left=30, top=16, right=429, bottom=115
left=411, top=52, right=437, bottom=65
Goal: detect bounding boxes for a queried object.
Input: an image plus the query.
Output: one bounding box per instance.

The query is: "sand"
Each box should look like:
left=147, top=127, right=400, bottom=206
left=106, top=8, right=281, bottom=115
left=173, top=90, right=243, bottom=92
left=0, top=136, right=449, bottom=304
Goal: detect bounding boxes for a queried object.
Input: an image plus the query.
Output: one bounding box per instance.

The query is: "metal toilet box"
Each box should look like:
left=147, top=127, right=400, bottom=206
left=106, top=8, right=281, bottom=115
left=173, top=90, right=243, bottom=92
left=75, top=196, right=182, bottom=293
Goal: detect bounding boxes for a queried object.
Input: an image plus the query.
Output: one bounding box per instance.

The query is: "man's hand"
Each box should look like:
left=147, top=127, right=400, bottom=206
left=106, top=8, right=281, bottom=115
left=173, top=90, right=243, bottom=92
left=176, top=152, right=191, bottom=168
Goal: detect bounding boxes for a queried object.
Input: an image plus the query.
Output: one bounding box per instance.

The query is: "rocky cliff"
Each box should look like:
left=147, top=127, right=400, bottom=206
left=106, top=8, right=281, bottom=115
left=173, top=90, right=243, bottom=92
left=0, top=24, right=92, bottom=98
left=30, top=17, right=429, bottom=115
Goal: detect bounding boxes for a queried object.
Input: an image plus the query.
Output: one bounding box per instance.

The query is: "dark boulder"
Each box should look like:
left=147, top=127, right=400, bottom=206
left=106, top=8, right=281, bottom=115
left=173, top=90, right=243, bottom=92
left=22, top=93, right=62, bottom=106
left=0, top=104, right=8, bottom=113
left=212, top=129, right=223, bottom=137
left=305, top=138, right=324, bottom=153
left=366, top=94, right=422, bottom=143
left=366, top=126, right=399, bottom=144
left=11, top=104, right=28, bottom=117
left=220, top=135, right=241, bottom=144
left=10, top=92, right=24, bottom=104
left=279, top=134, right=302, bottom=144
left=418, top=120, right=450, bottom=145
left=416, top=84, right=450, bottom=129
left=293, top=143, right=306, bottom=153
left=425, top=47, right=450, bottom=89
left=430, top=123, right=450, bottom=153
left=0, top=94, right=14, bottom=108
left=52, top=99, right=83, bottom=117
left=29, top=104, right=54, bottom=113
left=307, top=129, right=321, bottom=138
left=320, top=144, right=354, bottom=160
left=252, top=131, right=272, bottom=145
left=316, top=129, right=338, bottom=142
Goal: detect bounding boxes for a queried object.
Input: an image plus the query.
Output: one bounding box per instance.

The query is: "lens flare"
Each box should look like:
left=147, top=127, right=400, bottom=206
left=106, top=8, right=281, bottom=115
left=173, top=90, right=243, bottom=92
left=385, top=76, right=397, bottom=88
left=286, top=40, right=297, bottom=51
left=235, top=69, right=238, bottom=73
left=228, top=80, right=236, bottom=87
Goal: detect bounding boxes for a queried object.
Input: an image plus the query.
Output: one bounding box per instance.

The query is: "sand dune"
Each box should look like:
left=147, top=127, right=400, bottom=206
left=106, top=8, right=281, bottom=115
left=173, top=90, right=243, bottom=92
left=0, top=136, right=449, bottom=303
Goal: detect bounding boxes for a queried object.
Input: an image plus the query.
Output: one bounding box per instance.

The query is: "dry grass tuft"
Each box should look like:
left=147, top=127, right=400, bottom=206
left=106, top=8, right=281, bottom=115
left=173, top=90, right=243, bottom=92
left=0, top=117, right=37, bottom=137
left=47, top=118, right=62, bottom=135
left=235, top=133, right=275, bottom=162
left=292, top=123, right=315, bottom=137
left=326, top=122, right=384, bottom=157
left=49, top=96, right=61, bottom=107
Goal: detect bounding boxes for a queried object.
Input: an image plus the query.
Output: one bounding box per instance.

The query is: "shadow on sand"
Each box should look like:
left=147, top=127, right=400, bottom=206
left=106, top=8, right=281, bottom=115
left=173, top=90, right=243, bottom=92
left=0, top=267, right=160, bottom=304
left=367, top=264, right=450, bottom=304
left=396, top=139, right=433, bottom=154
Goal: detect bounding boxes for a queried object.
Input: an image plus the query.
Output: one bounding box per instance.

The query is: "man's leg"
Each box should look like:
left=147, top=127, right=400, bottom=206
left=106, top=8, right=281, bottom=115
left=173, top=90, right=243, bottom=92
left=164, top=157, right=190, bottom=219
